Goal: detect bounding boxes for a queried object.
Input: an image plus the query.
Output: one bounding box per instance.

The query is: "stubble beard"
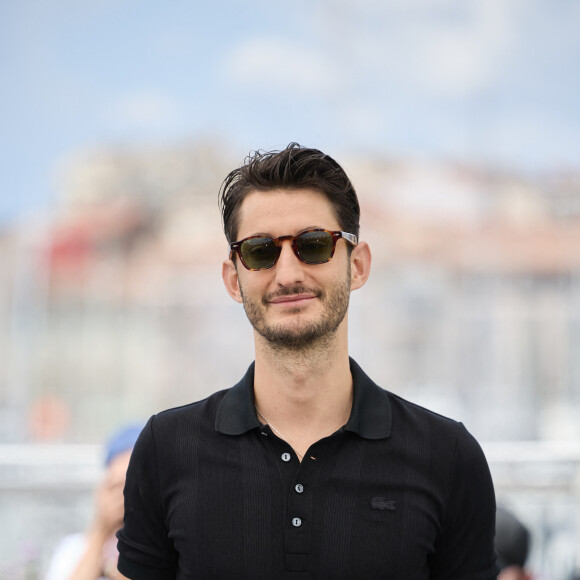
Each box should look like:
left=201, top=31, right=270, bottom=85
left=239, top=273, right=351, bottom=353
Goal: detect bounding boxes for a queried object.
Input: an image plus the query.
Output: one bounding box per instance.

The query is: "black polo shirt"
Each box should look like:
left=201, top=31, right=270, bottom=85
left=117, top=359, right=498, bottom=579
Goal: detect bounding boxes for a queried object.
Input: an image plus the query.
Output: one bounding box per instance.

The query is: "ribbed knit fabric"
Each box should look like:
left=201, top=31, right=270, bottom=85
left=117, top=359, right=498, bottom=579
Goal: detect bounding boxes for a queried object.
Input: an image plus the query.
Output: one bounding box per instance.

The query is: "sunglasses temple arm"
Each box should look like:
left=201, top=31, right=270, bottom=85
left=342, top=232, right=358, bottom=245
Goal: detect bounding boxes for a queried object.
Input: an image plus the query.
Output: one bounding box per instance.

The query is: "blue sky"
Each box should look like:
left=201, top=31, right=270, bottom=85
left=1, top=0, right=579, bottom=225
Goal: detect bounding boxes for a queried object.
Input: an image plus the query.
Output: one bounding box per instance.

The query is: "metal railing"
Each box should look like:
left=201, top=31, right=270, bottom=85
left=0, top=441, right=579, bottom=579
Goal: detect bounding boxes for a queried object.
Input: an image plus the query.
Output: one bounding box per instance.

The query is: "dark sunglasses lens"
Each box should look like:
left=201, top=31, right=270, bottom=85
left=296, top=231, right=334, bottom=264
left=241, top=237, right=278, bottom=270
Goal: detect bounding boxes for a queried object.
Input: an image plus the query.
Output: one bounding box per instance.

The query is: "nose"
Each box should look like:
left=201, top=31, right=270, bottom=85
left=273, top=239, right=305, bottom=287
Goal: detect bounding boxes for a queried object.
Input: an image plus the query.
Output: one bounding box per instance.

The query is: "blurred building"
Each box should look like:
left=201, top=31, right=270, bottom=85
left=2, top=141, right=580, bottom=444
left=1, top=140, right=580, bottom=577
left=349, top=158, right=580, bottom=443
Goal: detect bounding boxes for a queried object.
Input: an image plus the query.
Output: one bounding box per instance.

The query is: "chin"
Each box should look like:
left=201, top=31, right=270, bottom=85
left=258, top=317, right=339, bottom=350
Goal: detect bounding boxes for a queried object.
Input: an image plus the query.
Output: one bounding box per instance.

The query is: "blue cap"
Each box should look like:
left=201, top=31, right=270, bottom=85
left=104, top=423, right=143, bottom=466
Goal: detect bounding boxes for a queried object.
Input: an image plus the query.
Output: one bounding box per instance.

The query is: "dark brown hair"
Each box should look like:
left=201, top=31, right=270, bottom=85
left=219, top=143, right=360, bottom=244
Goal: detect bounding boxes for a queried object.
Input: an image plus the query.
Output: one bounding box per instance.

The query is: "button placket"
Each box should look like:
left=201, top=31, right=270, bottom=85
left=258, top=426, right=299, bottom=465
left=283, top=442, right=322, bottom=569
left=282, top=431, right=342, bottom=573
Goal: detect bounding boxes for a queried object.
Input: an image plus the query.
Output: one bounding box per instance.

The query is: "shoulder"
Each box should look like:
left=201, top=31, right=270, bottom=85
left=125, top=388, right=236, bottom=488
left=387, top=391, right=465, bottom=438
left=384, top=390, right=489, bottom=475
left=155, top=387, right=230, bottom=423
left=350, top=359, right=481, bottom=457
left=139, top=388, right=232, bottom=445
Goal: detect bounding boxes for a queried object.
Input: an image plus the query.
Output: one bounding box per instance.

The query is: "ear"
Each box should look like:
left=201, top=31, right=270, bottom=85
left=350, top=241, right=371, bottom=291
left=222, top=259, right=244, bottom=303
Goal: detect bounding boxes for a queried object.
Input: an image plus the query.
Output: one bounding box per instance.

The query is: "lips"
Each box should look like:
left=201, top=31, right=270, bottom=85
left=268, top=293, right=316, bottom=305
left=264, top=285, right=322, bottom=307
left=269, top=292, right=316, bottom=303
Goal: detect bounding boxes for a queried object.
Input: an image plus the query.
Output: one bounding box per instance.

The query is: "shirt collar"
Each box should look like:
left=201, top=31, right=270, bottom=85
left=215, top=358, right=391, bottom=440
left=215, top=362, right=261, bottom=435
left=343, top=358, right=392, bottom=439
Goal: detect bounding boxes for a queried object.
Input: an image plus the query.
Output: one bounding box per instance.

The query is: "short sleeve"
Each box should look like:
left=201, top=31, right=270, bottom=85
left=429, top=423, right=499, bottom=579
left=117, top=416, right=177, bottom=580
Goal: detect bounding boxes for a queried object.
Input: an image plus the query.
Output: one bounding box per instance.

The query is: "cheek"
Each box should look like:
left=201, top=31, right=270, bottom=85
left=238, top=276, right=265, bottom=304
left=239, top=269, right=273, bottom=292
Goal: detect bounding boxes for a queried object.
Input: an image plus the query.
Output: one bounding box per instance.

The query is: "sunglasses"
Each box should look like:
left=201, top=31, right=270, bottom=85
left=230, top=228, right=358, bottom=271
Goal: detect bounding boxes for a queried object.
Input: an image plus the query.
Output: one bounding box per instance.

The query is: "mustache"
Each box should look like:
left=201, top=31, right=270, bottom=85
left=263, top=285, right=323, bottom=305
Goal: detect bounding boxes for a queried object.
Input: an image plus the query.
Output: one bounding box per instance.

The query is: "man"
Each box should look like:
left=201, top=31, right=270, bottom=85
left=117, top=143, right=498, bottom=579
left=495, top=507, right=532, bottom=580
left=45, top=424, right=142, bottom=580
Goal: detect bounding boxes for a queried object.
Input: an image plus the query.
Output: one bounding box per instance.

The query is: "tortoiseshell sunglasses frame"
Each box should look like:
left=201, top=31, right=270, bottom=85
left=229, top=228, right=358, bottom=271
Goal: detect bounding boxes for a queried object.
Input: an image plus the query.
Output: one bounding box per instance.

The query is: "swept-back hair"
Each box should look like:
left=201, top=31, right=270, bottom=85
left=219, top=143, right=360, bottom=244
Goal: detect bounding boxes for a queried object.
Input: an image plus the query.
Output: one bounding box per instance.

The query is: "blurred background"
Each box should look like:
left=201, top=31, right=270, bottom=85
left=1, top=0, right=579, bottom=578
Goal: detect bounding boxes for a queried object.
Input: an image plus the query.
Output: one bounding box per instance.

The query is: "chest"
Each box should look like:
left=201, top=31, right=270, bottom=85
left=160, top=432, right=446, bottom=580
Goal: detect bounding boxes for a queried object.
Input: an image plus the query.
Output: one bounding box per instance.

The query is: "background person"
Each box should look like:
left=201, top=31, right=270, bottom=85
left=496, top=506, right=533, bottom=580
left=45, top=424, right=142, bottom=580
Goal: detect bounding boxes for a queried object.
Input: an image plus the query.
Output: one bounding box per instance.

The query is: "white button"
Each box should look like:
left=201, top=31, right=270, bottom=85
left=281, top=453, right=291, bottom=462
left=295, top=484, right=304, bottom=493
left=292, top=517, right=302, bottom=527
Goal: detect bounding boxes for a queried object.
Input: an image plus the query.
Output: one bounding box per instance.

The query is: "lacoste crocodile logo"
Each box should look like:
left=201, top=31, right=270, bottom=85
left=370, top=497, right=396, bottom=511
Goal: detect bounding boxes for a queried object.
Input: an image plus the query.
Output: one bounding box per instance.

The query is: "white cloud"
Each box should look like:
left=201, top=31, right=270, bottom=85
left=223, top=37, right=341, bottom=95
left=310, top=0, right=516, bottom=98
left=102, top=91, right=184, bottom=132
left=408, top=0, right=515, bottom=96
left=406, top=30, right=498, bottom=96
left=477, top=109, right=580, bottom=170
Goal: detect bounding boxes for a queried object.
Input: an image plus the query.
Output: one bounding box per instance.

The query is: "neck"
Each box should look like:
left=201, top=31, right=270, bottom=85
left=252, top=326, right=353, bottom=457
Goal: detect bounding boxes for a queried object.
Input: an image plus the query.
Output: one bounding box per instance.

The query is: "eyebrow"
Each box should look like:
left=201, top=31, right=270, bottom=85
left=239, top=226, right=330, bottom=239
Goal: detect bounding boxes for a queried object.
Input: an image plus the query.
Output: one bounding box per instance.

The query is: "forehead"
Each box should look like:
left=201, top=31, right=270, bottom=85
left=237, top=188, right=339, bottom=238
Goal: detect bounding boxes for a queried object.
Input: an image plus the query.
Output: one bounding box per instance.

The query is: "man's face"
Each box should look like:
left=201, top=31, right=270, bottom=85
left=224, top=188, right=353, bottom=350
